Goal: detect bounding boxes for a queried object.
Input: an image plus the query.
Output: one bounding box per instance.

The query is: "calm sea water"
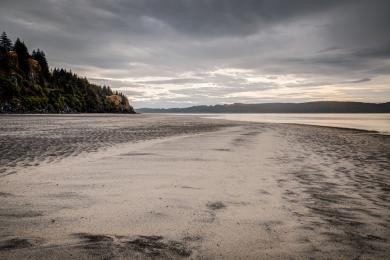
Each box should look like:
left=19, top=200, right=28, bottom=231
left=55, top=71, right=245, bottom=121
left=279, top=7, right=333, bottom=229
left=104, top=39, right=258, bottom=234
left=196, top=114, right=390, bottom=134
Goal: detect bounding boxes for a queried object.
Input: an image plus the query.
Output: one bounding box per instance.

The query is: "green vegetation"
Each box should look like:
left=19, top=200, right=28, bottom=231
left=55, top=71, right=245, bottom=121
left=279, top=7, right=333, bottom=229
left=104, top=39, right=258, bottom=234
left=0, top=32, right=134, bottom=113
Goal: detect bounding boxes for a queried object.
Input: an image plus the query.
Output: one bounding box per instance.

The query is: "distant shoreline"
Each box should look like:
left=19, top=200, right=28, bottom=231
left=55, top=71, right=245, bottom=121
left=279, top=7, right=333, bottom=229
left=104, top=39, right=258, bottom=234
left=137, top=101, right=390, bottom=114
left=139, top=111, right=390, bottom=114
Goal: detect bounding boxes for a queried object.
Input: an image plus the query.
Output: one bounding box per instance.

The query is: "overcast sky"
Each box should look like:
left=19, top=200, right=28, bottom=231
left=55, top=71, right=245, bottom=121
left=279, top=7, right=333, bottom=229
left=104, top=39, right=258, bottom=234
left=1, top=0, right=389, bottom=108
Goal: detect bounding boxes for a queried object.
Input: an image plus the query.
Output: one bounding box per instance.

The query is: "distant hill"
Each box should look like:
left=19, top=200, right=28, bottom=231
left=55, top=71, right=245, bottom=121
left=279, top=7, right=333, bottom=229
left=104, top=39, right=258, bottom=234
left=0, top=32, right=135, bottom=113
left=137, top=101, right=390, bottom=113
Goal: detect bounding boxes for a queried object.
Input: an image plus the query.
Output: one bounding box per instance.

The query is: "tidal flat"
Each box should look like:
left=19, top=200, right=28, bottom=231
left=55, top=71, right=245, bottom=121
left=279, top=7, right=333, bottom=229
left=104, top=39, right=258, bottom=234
left=0, top=114, right=389, bottom=259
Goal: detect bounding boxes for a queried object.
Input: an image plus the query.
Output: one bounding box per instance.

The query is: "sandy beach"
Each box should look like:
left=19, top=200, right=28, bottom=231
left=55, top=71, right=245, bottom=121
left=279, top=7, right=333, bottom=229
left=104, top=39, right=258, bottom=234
left=0, top=114, right=389, bottom=259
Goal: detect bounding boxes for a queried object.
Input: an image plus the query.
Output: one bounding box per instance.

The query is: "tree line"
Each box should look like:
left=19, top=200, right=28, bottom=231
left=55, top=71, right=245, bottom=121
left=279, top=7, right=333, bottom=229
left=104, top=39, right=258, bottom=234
left=0, top=32, right=134, bottom=113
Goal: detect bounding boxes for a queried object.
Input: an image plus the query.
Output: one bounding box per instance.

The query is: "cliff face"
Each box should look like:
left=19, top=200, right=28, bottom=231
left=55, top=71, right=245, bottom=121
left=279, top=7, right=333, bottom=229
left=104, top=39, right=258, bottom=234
left=106, top=95, right=134, bottom=113
left=7, top=51, right=18, bottom=68
left=27, top=57, right=40, bottom=81
left=0, top=48, right=135, bottom=114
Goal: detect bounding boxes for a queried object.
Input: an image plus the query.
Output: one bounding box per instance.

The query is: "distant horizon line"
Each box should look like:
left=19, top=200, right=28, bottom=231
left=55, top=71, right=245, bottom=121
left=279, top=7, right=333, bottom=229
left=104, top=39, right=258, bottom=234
left=136, top=100, right=390, bottom=110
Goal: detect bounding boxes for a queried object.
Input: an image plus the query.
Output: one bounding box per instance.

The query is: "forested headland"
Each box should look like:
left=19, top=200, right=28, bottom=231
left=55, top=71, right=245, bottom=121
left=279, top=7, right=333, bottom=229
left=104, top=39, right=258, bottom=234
left=0, top=32, right=134, bottom=113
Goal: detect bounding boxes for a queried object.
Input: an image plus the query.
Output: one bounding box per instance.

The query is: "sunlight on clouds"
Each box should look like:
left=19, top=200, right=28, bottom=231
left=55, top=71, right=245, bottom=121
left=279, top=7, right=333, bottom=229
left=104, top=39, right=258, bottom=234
left=246, top=74, right=306, bottom=85
left=208, top=68, right=253, bottom=77
left=225, top=85, right=344, bottom=101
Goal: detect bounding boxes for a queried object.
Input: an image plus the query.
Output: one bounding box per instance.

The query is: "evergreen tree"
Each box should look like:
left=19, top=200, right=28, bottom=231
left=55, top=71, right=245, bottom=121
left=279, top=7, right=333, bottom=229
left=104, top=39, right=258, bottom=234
left=0, top=32, right=12, bottom=52
left=13, top=38, right=30, bottom=75
left=32, top=49, right=50, bottom=79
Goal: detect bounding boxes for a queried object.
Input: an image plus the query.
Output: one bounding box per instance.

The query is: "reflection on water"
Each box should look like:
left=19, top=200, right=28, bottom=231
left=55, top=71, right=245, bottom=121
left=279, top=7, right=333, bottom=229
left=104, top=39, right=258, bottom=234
left=199, top=113, right=390, bottom=134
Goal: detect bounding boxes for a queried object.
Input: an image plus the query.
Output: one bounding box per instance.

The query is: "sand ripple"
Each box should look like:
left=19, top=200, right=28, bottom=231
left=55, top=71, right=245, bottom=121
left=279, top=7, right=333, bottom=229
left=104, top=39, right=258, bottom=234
left=0, top=114, right=235, bottom=176
left=274, top=125, right=390, bottom=258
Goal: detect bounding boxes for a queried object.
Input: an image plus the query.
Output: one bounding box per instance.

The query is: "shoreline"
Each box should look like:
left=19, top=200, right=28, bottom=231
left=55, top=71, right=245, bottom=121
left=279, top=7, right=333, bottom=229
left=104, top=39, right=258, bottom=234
left=1, top=112, right=389, bottom=135
left=195, top=113, right=390, bottom=135
left=0, top=114, right=389, bottom=259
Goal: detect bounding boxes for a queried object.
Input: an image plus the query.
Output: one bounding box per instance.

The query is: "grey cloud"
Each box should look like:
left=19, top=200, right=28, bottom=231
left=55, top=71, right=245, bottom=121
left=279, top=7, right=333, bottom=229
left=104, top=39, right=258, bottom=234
left=105, top=0, right=346, bottom=37
left=323, top=0, right=390, bottom=51
left=0, top=0, right=389, bottom=108
left=135, top=78, right=203, bottom=85
left=120, top=90, right=147, bottom=97
left=352, top=45, right=390, bottom=59
left=348, top=78, right=371, bottom=84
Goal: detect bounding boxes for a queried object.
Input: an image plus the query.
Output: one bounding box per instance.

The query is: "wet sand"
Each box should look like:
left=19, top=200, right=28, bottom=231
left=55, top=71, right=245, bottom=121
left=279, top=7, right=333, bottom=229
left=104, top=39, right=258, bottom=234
left=0, top=114, right=389, bottom=259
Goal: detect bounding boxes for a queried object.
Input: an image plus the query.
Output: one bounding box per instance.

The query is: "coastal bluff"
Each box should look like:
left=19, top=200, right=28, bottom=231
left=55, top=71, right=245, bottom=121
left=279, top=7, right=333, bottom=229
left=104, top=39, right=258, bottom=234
left=0, top=32, right=135, bottom=113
